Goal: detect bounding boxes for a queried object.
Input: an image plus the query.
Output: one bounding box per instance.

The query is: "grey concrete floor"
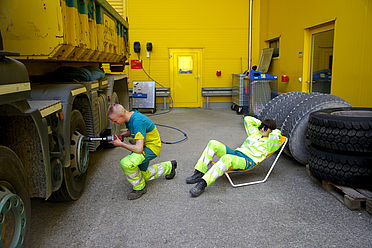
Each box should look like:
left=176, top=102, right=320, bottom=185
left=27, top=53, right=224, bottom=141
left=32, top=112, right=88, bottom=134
left=29, top=108, right=372, bottom=248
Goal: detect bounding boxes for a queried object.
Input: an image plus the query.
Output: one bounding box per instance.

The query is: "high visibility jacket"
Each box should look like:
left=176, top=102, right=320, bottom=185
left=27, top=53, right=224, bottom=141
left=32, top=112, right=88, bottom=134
left=235, top=116, right=281, bottom=164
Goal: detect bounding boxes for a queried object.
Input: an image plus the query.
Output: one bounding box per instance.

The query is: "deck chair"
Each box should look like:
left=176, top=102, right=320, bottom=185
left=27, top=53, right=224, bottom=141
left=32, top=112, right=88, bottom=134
left=224, top=136, right=287, bottom=187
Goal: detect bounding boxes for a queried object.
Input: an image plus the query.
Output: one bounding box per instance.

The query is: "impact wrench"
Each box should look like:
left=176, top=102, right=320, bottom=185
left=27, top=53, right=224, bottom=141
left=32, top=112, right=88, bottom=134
left=83, top=135, right=124, bottom=142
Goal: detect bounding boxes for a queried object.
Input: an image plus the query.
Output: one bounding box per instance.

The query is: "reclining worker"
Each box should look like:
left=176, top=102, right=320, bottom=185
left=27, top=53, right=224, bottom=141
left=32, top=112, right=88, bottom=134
left=108, top=104, right=177, bottom=200
left=186, top=116, right=281, bottom=197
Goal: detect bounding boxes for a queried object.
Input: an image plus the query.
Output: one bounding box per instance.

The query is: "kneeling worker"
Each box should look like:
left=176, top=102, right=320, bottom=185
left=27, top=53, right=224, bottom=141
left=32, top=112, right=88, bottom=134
left=108, top=104, right=177, bottom=200
left=186, top=116, right=281, bottom=197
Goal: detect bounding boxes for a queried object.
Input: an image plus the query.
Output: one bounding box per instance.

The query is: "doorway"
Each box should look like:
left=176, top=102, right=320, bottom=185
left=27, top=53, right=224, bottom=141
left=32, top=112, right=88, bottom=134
left=169, top=49, right=202, bottom=107
left=303, top=22, right=335, bottom=93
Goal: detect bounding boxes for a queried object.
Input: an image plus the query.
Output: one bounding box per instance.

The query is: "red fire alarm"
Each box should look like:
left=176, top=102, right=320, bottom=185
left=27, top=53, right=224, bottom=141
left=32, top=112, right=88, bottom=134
left=130, top=60, right=143, bottom=69
left=216, top=70, right=221, bottom=76
left=282, top=75, right=289, bottom=82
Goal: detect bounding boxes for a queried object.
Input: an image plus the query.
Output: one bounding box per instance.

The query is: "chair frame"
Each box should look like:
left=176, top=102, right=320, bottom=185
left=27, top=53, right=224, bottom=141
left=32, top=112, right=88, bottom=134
left=224, top=136, right=288, bottom=187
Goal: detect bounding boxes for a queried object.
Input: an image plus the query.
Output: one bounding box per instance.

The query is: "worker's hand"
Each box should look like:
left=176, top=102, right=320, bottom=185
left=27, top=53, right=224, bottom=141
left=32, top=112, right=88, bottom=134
left=109, top=138, right=124, bottom=147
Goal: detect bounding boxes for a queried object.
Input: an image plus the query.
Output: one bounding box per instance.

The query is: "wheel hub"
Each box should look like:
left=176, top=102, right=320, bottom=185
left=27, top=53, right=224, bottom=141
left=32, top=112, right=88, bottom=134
left=0, top=184, right=26, bottom=248
left=70, top=131, right=89, bottom=177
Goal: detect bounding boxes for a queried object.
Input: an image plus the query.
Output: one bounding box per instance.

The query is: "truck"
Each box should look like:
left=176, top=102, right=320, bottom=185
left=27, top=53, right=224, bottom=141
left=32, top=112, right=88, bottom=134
left=0, top=0, right=129, bottom=246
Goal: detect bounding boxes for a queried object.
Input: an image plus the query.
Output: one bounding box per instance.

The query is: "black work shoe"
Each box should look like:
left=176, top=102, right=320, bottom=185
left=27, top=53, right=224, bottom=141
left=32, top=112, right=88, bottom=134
left=186, top=170, right=204, bottom=184
left=165, top=160, right=177, bottom=180
left=127, top=186, right=147, bottom=200
left=190, top=179, right=207, bottom=197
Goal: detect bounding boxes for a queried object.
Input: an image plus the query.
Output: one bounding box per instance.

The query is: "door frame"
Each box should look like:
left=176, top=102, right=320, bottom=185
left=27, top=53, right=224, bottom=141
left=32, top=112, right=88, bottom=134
left=169, top=48, right=203, bottom=108
left=302, top=21, right=335, bottom=92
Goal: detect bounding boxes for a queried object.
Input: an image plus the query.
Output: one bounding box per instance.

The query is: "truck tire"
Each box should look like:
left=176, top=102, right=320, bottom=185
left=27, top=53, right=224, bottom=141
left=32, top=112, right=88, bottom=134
left=308, top=145, right=372, bottom=190
left=273, top=92, right=326, bottom=130
left=257, top=92, right=308, bottom=126
left=282, top=94, right=351, bottom=165
left=0, top=146, right=30, bottom=248
left=51, top=110, right=89, bottom=201
left=101, top=92, right=121, bottom=148
left=307, top=107, right=372, bottom=153
left=109, top=92, right=121, bottom=136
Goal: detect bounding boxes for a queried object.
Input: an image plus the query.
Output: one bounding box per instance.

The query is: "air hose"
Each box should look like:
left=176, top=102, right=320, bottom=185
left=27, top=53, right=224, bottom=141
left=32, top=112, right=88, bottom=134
left=156, top=123, right=188, bottom=144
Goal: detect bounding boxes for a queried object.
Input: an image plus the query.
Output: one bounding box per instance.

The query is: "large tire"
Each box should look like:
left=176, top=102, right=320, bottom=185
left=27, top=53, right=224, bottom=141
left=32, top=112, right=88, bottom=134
left=307, top=107, right=372, bottom=153
left=0, top=146, right=31, bottom=247
left=101, top=92, right=121, bottom=148
left=273, top=93, right=317, bottom=129
left=308, top=145, right=372, bottom=190
left=257, top=92, right=308, bottom=128
left=50, top=110, right=89, bottom=201
left=109, top=92, right=121, bottom=136
left=282, top=94, right=351, bottom=165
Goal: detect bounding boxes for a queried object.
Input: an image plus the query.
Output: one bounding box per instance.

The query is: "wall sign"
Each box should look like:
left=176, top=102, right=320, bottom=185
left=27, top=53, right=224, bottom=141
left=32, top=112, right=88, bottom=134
left=130, top=60, right=143, bottom=69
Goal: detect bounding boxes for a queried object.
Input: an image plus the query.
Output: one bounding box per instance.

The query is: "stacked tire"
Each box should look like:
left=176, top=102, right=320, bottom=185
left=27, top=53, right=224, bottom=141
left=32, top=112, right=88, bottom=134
left=307, top=107, right=372, bottom=190
left=258, top=92, right=351, bottom=165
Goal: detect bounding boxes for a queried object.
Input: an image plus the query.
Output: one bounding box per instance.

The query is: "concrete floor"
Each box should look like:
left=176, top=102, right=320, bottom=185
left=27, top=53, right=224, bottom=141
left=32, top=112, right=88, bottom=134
left=29, top=108, right=372, bottom=248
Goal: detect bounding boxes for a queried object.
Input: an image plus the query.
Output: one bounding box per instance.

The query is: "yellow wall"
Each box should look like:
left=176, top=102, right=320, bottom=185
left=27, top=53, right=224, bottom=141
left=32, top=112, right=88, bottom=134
left=127, top=0, right=249, bottom=103
left=256, top=0, right=372, bottom=107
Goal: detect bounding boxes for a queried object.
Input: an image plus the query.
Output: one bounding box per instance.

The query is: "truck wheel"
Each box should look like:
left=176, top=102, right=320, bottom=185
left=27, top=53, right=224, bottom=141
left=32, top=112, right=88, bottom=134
left=257, top=92, right=308, bottom=122
left=52, top=110, right=89, bottom=201
left=273, top=93, right=319, bottom=130
left=0, top=146, right=30, bottom=248
left=309, top=145, right=372, bottom=190
left=101, top=92, right=121, bottom=148
left=282, top=94, right=351, bottom=165
left=307, top=107, right=372, bottom=153
left=109, top=92, right=121, bottom=136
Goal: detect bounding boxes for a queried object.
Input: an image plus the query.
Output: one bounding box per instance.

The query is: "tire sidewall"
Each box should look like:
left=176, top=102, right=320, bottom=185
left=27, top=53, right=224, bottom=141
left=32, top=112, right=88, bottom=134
left=0, top=146, right=31, bottom=246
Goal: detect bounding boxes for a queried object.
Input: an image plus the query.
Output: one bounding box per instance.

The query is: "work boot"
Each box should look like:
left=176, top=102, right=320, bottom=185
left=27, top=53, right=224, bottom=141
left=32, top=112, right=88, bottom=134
left=127, top=186, right=147, bottom=200
left=189, top=179, right=207, bottom=197
left=186, top=170, right=204, bottom=184
left=165, top=160, right=177, bottom=180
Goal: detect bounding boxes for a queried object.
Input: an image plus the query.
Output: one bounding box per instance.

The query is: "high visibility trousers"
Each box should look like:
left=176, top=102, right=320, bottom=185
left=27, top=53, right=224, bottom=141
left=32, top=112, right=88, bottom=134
left=120, top=152, right=172, bottom=190
left=194, top=140, right=251, bottom=187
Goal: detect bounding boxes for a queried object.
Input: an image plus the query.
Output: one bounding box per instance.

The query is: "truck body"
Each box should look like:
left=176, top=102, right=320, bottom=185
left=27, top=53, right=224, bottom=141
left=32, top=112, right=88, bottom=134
left=0, top=0, right=129, bottom=246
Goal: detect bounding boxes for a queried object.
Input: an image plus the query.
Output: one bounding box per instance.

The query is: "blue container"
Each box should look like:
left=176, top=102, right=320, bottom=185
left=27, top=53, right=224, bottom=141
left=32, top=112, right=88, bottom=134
left=243, top=70, right=278, bottom=116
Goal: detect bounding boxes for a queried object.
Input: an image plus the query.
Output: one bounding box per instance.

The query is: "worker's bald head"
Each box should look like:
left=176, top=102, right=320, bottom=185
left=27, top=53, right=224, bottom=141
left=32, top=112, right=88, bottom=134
left=108, top=104, right=126, bottom=116
left=108, top=104, right=128, bottom=125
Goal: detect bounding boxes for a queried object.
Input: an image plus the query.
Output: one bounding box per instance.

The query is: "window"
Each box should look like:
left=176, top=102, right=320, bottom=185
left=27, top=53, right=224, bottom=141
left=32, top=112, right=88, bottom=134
left=268, top=38, right=280, bottom=58
left=178, top=56, right=193, bottom=74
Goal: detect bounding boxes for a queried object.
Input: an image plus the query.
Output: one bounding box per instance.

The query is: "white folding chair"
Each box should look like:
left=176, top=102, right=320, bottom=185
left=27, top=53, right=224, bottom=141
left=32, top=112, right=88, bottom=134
left=224, top=136, right=288, bottom=187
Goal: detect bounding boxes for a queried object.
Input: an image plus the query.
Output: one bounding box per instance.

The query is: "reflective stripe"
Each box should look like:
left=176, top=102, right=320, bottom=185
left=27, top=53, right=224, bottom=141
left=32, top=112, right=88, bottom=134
left=127, top=169, right=140, bottom=179
left=148, top=163, right=164, bottom=181
left=216, top=161, right=227, bottom=173
left=205, top=146, right=215, bottom=157
left=71, top=87, right=87, bottom=96
left=158, top=163, right=164, bottom=176
left=0, top=82, right=30, bottom=95
left=269, top=142, right=281, bottom=147
left=149, top=166, right=156, bottom=177
left=129, top=174, right=143, bottom=186
left=210, top=167, right=220, bottom=180
left=202, top=155, right=210, bottom=165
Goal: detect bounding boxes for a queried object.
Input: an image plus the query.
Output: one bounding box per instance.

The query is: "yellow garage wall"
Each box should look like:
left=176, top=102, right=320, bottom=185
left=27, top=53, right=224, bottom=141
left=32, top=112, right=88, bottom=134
left=127, top=0, right=249, bottom=104
left=256, top=0, right=372, bottom=107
